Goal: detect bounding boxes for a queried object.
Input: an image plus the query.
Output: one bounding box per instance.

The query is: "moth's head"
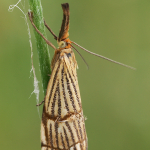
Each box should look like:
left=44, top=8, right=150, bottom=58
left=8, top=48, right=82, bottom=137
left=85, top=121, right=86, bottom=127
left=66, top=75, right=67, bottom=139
left=51, top=39, right=76, bottom=70
left=58, top=41, right=66, bottom=48
left=57, top=38, right=72, bottom=49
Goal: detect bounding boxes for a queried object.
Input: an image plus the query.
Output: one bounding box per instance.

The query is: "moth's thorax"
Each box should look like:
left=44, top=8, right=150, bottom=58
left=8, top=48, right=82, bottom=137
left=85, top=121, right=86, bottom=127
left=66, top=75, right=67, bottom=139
left=51, top=48, right=77, bottom=71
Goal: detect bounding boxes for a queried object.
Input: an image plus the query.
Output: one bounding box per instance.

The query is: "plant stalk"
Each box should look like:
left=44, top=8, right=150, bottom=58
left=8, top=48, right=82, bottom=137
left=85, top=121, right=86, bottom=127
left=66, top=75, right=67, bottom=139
left=28, top=0, right=51, bottom=95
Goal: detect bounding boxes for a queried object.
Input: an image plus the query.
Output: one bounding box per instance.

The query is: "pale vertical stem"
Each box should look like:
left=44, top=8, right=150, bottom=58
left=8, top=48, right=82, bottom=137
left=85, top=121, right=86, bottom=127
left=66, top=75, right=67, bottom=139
left=28, top=0, right=51, bottom=95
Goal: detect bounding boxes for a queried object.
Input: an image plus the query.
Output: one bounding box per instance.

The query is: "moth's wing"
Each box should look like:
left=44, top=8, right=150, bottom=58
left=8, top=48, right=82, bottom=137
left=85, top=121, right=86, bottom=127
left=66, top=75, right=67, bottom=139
left=41, top=113, right=87, bottom=150
left=41, top=54, right=87, bottom=149
left=44, top=55, right=82, bottom=119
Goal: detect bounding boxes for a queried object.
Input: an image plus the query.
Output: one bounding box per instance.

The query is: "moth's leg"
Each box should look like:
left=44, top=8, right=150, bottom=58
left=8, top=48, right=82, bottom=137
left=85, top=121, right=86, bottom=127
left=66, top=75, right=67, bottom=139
left=36, top=99, right=45, bottom=106
left=28, top=12, right=56, bottom=50
left=44, top=20, right=58, bottom=40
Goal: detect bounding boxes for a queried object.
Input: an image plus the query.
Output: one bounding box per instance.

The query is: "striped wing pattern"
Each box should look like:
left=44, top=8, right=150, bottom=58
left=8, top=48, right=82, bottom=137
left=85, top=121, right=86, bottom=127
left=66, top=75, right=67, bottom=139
left=41, top=49, right=87, bottom=150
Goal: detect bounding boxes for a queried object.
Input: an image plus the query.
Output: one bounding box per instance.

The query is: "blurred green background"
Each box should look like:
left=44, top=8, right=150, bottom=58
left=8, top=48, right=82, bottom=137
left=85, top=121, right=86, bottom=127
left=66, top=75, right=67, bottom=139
left=1, top=0, right=150, bottom=149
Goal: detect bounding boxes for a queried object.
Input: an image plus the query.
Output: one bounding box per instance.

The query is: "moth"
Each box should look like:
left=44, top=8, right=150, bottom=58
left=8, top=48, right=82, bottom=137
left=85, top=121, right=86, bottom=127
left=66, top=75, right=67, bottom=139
left=28, top=3, right=135, bottom=150
left=29, top=3, right=88, bottom=150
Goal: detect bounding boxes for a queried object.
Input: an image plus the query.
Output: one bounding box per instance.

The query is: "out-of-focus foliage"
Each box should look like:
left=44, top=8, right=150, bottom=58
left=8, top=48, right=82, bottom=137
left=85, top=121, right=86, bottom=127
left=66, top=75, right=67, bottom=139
left=1, top=0, right=150, bottom=150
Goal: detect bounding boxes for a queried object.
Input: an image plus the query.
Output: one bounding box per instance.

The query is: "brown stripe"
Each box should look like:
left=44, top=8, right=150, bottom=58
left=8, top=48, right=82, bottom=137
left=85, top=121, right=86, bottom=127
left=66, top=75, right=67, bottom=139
left=78, top=120, right=83, bottom=140
left=65, top=74, right=77, bottom=112
left=61, top=67, right=69, bottom=112
left=67, top=70, right=81, bottom=108
left=57, top=81, right=61, bottom=117
left=71, top=67, right=77, bottom=81
left=65, top=122, right=76, bottom=147
left=63, top=127, right=70, bottom=149
left=47, top=63, right=60, bottom=110
left=73, top=121, right=80, bottom=141
left=49, top=124, right=53, bottom=149
left=51, top=82, right=59, bottom=117
left=80, top=142, right=83, bottom=150
left=54, top=122, right=59, bottom=148
left=61, top=133, right=66, bottom=149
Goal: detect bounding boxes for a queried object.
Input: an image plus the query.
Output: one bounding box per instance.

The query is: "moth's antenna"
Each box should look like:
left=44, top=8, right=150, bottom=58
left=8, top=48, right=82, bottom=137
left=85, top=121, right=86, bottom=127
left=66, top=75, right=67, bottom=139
left=70, top=44, right=89, bottom=69
left=72, top=41, right=136, bottom=70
